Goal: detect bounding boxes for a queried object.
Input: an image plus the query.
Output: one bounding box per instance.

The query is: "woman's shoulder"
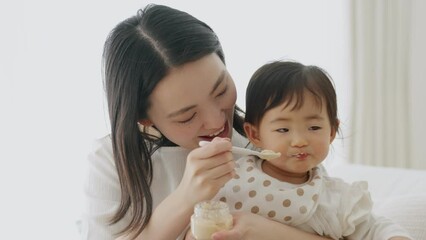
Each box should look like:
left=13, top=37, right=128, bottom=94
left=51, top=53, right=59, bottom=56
left=84, top=135, right=121, bottom=202
left=91, top=134, right=112, bottom=151
left=86, top=134, right=116, bottom=172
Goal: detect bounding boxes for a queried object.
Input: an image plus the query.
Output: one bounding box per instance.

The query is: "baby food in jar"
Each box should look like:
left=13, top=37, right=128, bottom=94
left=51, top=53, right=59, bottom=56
left=191, top=200, right=233, bottom=240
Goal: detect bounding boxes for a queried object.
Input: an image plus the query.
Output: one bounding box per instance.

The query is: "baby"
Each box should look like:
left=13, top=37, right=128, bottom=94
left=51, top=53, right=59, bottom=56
left=214, top=60, right=411, bottom=240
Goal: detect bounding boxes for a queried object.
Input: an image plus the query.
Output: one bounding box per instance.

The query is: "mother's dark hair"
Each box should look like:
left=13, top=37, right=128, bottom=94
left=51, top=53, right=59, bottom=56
left=103, top=4, right=244, bottom=238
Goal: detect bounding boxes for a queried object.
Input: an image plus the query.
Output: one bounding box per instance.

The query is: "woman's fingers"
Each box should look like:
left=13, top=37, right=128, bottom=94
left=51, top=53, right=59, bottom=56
left=206, top=157, right=235, bottom=180
left=212, top=229, right=242, bottom=240
left=179, top=137, right=235, bottom=203
left=188, top=138, right=233, bottom=171
left=190, top=153, right=235, bottom=195
left=211, top=212, right=251, bottom=240
left=192, top=137, right=232, bottom=160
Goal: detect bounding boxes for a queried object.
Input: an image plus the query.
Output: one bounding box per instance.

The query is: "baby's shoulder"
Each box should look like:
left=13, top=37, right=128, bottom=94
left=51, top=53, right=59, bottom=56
left=321, top=176, right=371, bottom=201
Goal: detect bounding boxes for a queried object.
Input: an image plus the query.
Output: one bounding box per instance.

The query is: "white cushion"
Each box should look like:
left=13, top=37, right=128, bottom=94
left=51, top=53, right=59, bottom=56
left=327, top=163, right=426, bottom=239
left=374, top=194, right=426, bottom=240
left=327, top=163, right=426, bottom=202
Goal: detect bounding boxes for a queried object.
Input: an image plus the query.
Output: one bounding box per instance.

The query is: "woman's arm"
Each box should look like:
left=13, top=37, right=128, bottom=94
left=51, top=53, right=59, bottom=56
left=118, top=138, right=235, bottom=240
left=212, top=212, right=331, bottom=240
left=116, top=189, right=194, bottom=240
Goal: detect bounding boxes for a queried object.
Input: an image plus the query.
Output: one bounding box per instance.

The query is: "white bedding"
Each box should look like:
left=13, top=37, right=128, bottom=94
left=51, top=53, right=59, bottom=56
left=328, top=163, right=426, bottom=240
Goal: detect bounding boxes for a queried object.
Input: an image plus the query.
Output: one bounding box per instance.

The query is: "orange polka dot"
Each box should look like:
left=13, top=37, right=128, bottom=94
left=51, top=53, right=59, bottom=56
left=247, top=166, right=254, bottom=172
left=235, top=202, right=243, bottom=209
left=246, top=158, right=254, bottom=163
left=299, top=206, right=307, bottom=214
left=308, top=181, right=315, bottom=186
left=265, top=194, right=274, bottom=201
left=234, top=174, right=240, bottom=179
left=232, top=185, right=241, bottom=193
left=312, top=194, right=319, bottom=202
left=283, top=199, right=291, bottom=207
left=248, top=177, right=255, bottom=183
left=263, top=180, right=271, bottom=187
left=268, top=211, right=276, bottom=218
left=284, top=216, right=292, bottom=222
left=297, top=188, right=304, bottom=196
left=249, top=190, right=257, bottom=198
left=220, top=197, right=227, bottom=202
left=251, top=206, right=259, bottom=214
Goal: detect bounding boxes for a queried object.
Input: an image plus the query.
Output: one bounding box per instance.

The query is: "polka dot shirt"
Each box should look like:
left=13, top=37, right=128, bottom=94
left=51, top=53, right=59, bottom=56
left=212, top=156, right=412, bottom=239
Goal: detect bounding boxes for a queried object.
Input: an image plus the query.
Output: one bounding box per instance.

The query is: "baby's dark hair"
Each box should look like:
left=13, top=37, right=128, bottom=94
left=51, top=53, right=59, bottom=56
left=245, top=61, right=339, bottom=133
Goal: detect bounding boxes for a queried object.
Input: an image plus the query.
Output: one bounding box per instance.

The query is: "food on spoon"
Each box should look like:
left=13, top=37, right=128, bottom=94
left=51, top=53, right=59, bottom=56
left=260, top=149, right=281, bottom=160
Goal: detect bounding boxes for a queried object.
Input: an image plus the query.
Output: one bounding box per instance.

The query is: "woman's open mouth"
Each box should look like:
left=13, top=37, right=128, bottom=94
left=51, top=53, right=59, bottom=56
left=199, top=123, right=229, bottom=141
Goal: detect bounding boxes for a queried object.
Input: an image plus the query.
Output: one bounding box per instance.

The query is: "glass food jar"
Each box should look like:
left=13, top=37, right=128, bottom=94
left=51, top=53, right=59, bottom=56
left=191, top=200, right=233, bottom=240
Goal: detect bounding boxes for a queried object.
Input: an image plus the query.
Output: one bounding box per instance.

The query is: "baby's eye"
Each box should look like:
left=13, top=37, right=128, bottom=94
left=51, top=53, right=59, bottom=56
left=276, top=128, right=289, bottom=133
left=309, top=126, right=321, bottom=131
left=177, top=113, right=196, bottom=124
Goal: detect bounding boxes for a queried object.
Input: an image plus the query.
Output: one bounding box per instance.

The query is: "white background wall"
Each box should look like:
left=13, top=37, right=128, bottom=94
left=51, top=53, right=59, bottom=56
left=0, top=0, right=354, bottom=239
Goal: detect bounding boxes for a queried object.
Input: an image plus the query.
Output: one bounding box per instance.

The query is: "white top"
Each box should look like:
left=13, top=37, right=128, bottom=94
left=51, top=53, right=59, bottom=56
left=214, top=156, right=412, bottom=240
left=79, top=130, right=249, bottom=240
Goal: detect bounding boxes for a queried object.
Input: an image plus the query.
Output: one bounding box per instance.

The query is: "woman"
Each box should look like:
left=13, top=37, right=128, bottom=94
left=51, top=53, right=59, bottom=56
left=82, top=4, right=333, bottom=240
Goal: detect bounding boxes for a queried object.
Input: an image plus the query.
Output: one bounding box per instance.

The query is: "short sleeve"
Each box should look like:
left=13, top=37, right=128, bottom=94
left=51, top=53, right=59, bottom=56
left=339, top=181, right=411, bottom=240
left=338, top=181, right=373, bottom=237
left=80, top=136, right=130, bottom=240
left=307, top=179, right=374, bottom=239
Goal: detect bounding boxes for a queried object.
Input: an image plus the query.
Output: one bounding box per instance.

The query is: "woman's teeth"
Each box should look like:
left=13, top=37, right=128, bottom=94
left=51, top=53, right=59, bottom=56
left=208, top=126, right=225, bottom=137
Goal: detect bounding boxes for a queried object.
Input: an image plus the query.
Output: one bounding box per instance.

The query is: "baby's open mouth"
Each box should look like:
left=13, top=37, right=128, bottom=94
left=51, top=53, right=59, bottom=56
left=291, top=153, right=308, bottom=158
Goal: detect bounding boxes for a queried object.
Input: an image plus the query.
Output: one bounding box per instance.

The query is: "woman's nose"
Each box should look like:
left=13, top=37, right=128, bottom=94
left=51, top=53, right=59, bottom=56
left=202, top=105, right=224, bottom=129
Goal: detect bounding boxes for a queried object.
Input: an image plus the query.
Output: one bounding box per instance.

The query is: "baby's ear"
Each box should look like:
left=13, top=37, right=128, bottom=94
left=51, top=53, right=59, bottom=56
left=330, top=119, right=340, bottom=143
left=244, top=122, right=261, bottom=147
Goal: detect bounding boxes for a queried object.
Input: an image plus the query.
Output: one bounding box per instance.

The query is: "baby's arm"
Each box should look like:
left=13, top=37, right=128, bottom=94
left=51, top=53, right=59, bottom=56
left=337, top=181, right=412, bottom=240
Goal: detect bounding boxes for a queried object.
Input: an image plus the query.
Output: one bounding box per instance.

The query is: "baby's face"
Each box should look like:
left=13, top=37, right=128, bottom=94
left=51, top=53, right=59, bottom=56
left=253, top=90, right=336, bottom=176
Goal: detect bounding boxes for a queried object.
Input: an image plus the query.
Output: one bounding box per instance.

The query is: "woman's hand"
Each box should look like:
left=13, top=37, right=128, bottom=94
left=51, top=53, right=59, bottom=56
left=177, top=137, right=235, bottom=206
left=211, top=212, right=332, bottom=240
left=211, top=212, right=255, bottom=240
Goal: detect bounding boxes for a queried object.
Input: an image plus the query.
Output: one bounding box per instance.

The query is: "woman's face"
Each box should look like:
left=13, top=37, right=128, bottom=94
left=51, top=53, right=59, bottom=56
left=145, top=53, right=237, bottom=150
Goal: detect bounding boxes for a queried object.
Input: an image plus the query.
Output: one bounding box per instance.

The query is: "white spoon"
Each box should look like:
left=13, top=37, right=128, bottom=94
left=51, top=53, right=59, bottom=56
left=198, top=141, right=281, bottom=160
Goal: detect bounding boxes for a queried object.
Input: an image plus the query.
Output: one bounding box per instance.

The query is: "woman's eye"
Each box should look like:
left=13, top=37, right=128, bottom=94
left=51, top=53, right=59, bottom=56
left=177, top=113, right=196, bottom=124
left=216, top=86, right=228, bottom=98
left=276, top=128, right=289, bottom=133
left=309, top=126, right=321, bottom=131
